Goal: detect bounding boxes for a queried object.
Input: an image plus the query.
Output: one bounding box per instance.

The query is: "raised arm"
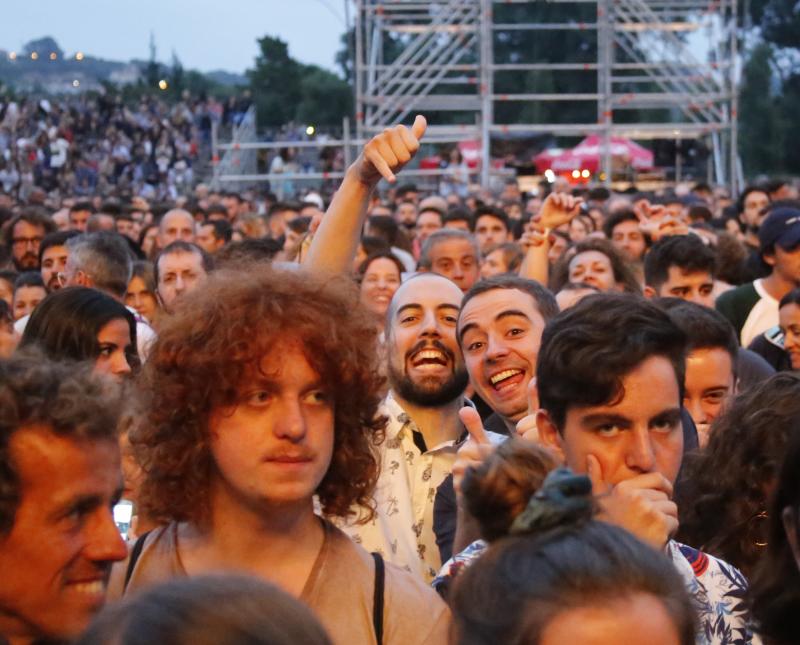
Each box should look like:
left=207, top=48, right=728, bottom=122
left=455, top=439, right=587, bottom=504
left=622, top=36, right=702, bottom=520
left=304, top=115, right=427, bottom=275
left=518, top=192, right=583, bottom=286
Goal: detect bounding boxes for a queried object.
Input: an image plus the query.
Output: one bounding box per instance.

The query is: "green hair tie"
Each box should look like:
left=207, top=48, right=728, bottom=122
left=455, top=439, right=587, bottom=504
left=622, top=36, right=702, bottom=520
left=509, top=467, right=594, bottom=535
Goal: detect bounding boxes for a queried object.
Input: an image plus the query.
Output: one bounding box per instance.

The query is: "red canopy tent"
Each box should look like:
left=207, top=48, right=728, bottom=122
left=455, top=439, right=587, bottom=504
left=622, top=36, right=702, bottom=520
left=534, top=135, right=654, bottom=175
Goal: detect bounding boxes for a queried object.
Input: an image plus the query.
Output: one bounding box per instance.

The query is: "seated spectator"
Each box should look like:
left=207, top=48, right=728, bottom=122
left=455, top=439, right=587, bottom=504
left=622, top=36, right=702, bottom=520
left=78, top=575, right=331, bottom=645
left=451, top=464, right=695, bottom=645
left=749, top=424, right=800, bottom=645
left=11, top=272, right=46, bottom=321
left=677, top=373, right=800, bottom=579
left=0, top=353, right=128, bottom=643
left=19, top=286, right=138, bottom=381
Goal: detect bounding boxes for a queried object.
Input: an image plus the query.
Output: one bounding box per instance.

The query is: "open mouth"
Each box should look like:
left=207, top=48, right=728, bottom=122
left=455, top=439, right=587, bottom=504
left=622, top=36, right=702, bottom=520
left=489, top=368, right=524, bottom=391
left=410, top=348, right=449, bottom=369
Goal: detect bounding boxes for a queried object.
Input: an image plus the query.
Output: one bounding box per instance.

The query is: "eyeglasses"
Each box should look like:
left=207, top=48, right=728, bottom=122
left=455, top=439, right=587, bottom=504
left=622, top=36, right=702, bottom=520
left=12, top=236, right=43, bottom=248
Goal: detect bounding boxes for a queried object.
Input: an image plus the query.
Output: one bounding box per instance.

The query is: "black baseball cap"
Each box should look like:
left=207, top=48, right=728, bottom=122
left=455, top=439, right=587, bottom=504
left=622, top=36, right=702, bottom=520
left=759, top=207, right=800, bottom=252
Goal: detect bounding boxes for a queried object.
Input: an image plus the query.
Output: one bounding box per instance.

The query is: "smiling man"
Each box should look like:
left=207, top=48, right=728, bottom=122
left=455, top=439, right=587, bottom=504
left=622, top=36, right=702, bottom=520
left=458, top=275, right=559, bottom=434
left=0, top=353, right=128, bottom=644
left=343, top=272, right=475, bottom=581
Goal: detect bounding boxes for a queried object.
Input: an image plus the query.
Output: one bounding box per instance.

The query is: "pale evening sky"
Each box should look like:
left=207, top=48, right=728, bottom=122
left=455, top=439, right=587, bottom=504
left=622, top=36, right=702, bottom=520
left=0, top=0, right=349, bottom=74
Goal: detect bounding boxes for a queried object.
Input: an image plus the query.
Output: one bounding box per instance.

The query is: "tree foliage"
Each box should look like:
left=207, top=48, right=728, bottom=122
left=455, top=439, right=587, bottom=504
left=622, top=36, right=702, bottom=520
left=248, top=35, right=352, bottom=127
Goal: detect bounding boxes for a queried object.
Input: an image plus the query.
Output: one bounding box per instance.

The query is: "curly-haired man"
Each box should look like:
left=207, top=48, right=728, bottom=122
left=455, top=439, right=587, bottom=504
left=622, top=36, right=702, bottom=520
left=113, top=263, right=450, bottom=644
left=0, top=352, right=127, bottom=643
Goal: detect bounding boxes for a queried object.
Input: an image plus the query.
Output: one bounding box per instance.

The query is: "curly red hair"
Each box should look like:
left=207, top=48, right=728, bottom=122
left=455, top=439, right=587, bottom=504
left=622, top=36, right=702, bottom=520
left=132, top=266, right=385, bottom=526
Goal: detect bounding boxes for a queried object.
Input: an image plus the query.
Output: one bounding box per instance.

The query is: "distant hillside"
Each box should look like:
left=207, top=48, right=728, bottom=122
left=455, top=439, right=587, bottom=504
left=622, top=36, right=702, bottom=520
left=0, top=36, right=246, bottom=94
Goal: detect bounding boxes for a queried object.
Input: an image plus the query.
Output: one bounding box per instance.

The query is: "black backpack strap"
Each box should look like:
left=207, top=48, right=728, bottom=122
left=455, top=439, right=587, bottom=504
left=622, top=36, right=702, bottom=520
left=371, top=552, right=385, bottom=645
left=123, top=530, right=152, bottom=592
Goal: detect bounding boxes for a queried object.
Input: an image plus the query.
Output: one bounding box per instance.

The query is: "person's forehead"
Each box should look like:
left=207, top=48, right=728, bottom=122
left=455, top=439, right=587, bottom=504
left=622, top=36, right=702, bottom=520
left=613, top=219, right=639, bottom=233
left=459, top=288, right=543, bottom=329
left=430, top=238, right=477, bottom=260
left=570, top=250, right=610, bottom=267
left=14, top=220, right=43, bottom=234
left=686, top=347, right=733, bottom=378
left=42, top=245, right=68, bottom=259
left=392, top=274, right=462, bottom=310
left=745, top=191, right=768, bottom=205
left=10, top=426, right=120, bottom=499
left=366, top=257, right=400, bottom=275
left=159, top=251, right=203, bottom=272
left=476, top=214, right=505, bottom=229
left=664, top=266, right=713, bottom=284
left=163, top=212, right=193, bottom=228
left=418, top=210, right=441, bottom=222
left=780, top=302, right=800, bottom=320
left=568, top=357, right=681, bottom=419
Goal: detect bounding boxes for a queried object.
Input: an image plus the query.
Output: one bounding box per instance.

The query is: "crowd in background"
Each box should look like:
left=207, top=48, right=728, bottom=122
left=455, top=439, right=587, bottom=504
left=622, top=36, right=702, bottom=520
left=2, top=112, right=800, bottom=645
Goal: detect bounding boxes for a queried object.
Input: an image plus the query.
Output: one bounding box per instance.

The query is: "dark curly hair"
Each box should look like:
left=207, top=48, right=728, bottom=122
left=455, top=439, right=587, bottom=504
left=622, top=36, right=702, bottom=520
left=132, top=266, right=386, bottom=526
left=0, top=349, right=122, bottom=534
left=749, top=424, right=800, bottom=644
left=677, top=372, right=800, bottom=579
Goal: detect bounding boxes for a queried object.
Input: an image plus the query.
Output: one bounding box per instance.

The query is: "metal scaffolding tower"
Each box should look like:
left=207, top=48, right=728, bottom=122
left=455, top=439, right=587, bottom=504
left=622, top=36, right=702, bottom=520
left=354, top=0, right=739, bottom=191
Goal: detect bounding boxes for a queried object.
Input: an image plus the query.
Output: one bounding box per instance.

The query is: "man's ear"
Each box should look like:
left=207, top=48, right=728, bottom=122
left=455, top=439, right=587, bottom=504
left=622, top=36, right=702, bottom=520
left=536, top=409, right=565, bottom=461
left=643, top=285, right=657, bottom=299
left=763, top=249, right=776, bottom=267
left=74, top=270, right=93, bottom=288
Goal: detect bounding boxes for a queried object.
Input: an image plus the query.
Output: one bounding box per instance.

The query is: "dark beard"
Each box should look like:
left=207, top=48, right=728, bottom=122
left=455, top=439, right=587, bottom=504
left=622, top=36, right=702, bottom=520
left=388, top=359, right=469, bottom=407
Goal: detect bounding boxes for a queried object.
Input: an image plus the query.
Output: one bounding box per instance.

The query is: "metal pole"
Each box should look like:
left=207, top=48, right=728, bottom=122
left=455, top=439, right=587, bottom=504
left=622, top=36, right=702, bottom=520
left=729, top=0, right=739, bottom=195
left=598, top=0, right=613, bottom=186
left=343, top=116, right=352, bottom=169
left=480, top=0, right=493, bottom=190
left=355, top=0, right=364, bottom=142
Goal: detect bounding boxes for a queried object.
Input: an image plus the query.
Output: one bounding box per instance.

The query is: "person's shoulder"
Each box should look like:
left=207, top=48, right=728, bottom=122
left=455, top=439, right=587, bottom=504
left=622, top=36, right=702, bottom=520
left=671, top=541, right=748, bottom=588
left=716, top=281, right=758, bottom=307
left=382, top=560, right=451, bottom=644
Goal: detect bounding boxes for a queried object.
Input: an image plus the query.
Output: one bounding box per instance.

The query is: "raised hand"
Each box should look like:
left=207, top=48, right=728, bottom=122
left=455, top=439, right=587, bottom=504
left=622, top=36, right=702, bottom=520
left=452, top=406, right=495, bottom=498
left=587, top=455, right=678, bottom=549
left=514, top=377, right=541, bottom=442
left=352, top=115, right=427, bottom=187
left=537, top=192, right=584, bottom=230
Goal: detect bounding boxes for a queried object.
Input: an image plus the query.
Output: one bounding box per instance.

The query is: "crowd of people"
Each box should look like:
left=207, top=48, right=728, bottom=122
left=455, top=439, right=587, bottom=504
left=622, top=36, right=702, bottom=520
left=2, top=112, right=800, bottom=644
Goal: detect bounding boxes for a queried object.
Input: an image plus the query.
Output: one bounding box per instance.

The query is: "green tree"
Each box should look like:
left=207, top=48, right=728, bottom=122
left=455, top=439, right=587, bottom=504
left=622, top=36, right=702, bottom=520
left=248, top=36, right=303, bottom=127
left=738, top=42, right=783, bottom=175
left=296, top=66, right=353, bottom=126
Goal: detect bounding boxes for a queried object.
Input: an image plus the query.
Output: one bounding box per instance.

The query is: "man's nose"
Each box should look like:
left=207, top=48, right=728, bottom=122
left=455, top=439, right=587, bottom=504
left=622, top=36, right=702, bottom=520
left=85, top=509, right=128, bottom=564
left=625, top=427, right=657, bottom=473
left=273, top=398, right=307, bottom=442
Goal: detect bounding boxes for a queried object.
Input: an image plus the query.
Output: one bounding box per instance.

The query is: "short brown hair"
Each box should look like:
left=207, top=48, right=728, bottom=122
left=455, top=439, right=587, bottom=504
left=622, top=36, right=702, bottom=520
left=0, top=350, right=122, bottom=534
left=132, top=266, right=385, bottom=526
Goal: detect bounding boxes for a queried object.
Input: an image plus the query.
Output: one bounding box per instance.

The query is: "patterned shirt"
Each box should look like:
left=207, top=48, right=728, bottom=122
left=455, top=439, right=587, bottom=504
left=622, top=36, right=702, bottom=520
left=340, top=392, right=465, bottom=582
left=433, top=539, right=761, bottom=645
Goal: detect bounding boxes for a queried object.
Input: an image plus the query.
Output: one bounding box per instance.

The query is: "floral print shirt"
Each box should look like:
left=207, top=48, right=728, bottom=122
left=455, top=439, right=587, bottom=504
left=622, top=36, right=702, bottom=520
left=433, top=538, right=761, bottom=645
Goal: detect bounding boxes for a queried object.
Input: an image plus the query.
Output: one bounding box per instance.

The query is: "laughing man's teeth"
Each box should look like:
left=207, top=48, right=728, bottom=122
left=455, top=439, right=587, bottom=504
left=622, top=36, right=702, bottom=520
left=71, top=581, right=105, bottom=595
left=490, top=369, right=522, bottom=385
left=415, top=350, right=445, bottom=361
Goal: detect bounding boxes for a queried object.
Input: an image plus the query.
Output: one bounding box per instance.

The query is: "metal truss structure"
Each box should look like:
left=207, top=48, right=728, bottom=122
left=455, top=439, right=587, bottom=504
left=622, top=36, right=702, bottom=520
left=355, top=0, right=739, bottom=191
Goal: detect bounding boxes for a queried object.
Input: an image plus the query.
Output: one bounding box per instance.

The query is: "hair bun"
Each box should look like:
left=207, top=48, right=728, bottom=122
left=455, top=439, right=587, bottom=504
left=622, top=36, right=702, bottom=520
left=509, top=467, right=594, bottom=536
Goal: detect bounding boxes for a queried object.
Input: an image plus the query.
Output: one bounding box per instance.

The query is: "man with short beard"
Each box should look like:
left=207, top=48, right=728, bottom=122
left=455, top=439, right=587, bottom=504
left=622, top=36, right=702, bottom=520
left=342, top=272, right=502, bottom=582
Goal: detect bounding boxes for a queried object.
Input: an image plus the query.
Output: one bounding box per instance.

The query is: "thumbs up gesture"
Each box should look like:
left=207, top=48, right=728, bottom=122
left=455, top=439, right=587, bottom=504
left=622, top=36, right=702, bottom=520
left=352, top=115, right=427, bottom=188
left=452, top=407, right=496, bottom=498
left=514, top=377, right=541, bottom=441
